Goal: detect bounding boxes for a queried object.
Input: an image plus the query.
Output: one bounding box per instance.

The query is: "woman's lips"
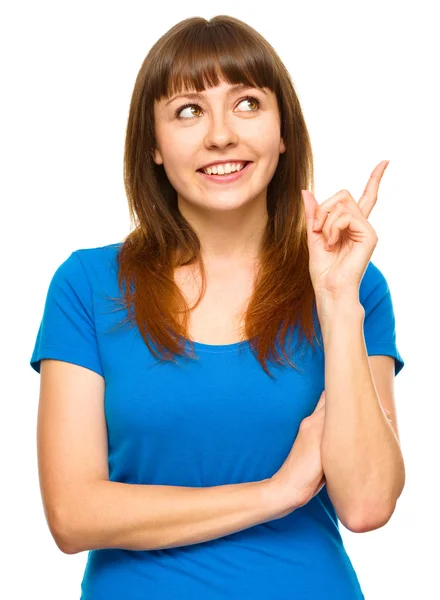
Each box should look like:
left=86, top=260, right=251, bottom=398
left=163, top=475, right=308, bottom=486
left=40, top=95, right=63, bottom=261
left=197, top=161, right=253, bottom=183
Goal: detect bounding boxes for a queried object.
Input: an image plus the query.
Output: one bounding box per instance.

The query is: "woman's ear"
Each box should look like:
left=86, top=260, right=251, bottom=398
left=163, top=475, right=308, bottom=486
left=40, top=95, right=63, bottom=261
left=279, top=138, right=286, bottom=154
left=152, top=148, right=163, bottom=165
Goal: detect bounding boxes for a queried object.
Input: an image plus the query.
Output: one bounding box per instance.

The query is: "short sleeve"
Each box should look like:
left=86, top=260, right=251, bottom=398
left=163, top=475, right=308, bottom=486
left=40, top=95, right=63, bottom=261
left=360, top=261, right=405, bottom=376
left=30, top=251, right=104, bottom=377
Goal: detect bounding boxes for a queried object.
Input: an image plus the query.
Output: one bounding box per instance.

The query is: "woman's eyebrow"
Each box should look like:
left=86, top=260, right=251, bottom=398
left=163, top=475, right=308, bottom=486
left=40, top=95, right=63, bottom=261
left=165, top=84, right=267, bottom=106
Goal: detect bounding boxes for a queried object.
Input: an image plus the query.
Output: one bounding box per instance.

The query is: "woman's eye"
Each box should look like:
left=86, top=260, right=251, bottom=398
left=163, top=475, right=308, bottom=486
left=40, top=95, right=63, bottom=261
left=175, top=96, right=261, bottom=120
left=238, top=97, right=260, bottom=112
left=176, top=104, right=202, bottom=119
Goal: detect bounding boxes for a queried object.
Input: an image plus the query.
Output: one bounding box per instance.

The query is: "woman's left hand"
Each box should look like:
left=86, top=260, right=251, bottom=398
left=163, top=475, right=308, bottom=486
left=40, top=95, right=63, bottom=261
left=301, top=160, right=389, bottom=298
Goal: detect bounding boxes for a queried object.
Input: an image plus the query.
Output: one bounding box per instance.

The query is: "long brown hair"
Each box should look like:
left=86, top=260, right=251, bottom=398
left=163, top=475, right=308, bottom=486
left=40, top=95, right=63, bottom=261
left=107, top=15, right=321, bottom=378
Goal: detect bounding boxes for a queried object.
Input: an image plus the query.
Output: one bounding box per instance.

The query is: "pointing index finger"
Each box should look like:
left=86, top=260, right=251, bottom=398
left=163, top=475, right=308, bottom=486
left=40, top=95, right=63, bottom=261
left=358, top=160, right=390, bottom=218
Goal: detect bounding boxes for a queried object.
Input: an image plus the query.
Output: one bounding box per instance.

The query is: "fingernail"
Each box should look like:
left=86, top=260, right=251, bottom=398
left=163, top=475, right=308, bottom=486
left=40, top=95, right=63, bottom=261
left=313, top=218, right=319, bottom=230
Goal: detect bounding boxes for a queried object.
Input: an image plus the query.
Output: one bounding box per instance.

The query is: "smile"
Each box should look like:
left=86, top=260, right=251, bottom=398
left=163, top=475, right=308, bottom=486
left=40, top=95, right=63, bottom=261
left=197, top=161, right=253, bottom=184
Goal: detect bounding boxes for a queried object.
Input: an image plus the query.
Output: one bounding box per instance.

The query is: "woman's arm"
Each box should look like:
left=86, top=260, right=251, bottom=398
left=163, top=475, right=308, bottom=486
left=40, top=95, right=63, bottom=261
left=38, top=360, right=299, bottom=556
left=318, top=295, right=405, bottom=531
left=59, top=477, right=292, bottom=554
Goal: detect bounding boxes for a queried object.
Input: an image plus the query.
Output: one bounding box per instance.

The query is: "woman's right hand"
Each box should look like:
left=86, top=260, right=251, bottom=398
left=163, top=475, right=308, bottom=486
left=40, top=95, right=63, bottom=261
left=268, top=390, right=327, bottom=517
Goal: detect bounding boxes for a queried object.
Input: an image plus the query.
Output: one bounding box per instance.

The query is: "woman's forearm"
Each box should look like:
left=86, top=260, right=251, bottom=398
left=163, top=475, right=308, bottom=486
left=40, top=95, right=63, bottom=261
left=57, top=477, right=295, bottom=554
left=317, top=293, right=405, bottom=531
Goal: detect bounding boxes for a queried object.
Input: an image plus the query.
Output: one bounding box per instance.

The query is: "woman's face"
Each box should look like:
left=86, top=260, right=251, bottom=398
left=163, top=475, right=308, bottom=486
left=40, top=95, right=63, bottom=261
left=153, top=79, right=286, bottom=214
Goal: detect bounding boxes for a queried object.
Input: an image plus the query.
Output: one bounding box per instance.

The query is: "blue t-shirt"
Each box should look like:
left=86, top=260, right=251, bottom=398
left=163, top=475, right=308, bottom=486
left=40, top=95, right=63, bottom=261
left=30, top=242, right=404, bottom=600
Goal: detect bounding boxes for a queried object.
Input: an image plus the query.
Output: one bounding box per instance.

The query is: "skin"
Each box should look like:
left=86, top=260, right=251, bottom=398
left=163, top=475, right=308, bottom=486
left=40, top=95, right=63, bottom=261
left=302, top=160, right=389, bottom=298
left=152, top=79, right=286, bottom=269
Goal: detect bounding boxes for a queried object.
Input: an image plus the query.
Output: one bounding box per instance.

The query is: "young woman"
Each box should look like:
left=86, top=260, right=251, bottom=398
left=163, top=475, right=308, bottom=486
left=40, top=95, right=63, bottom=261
left=31, top=14, right=405, bottom=600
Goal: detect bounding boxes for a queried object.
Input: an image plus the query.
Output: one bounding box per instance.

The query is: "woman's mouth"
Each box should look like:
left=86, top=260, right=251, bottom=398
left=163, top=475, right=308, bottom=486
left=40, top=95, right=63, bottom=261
left=197, top=161, right=253, bottom=184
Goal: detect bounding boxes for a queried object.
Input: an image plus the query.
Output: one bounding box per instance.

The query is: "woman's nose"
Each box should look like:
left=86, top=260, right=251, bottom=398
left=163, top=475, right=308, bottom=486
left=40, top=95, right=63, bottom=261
left=204, top=113, right=239, bottom=148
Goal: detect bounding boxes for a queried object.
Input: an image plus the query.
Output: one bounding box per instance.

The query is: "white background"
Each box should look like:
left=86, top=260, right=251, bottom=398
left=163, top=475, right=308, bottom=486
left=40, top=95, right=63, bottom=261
left=3, top=1, right=438, bottom=598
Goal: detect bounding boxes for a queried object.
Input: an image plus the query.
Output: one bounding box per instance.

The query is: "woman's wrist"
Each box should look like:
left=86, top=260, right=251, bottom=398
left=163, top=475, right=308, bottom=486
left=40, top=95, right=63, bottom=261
left=260, top=476, right=303, bottom=519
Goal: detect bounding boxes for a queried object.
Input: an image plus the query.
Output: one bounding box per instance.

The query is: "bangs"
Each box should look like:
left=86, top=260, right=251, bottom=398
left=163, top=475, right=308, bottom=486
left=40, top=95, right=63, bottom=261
left=151, top=20, right=279, bottom=102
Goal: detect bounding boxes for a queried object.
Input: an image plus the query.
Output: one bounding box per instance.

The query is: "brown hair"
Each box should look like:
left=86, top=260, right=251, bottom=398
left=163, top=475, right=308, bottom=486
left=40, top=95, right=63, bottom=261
left=107, top=15, right=321, bottom=378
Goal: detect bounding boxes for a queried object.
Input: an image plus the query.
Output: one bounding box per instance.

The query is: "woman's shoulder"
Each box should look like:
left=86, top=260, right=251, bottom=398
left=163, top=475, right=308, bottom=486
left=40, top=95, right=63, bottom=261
left=73, top=241, right=123, bottom=264
left=360, top=260, right=390, bottom=302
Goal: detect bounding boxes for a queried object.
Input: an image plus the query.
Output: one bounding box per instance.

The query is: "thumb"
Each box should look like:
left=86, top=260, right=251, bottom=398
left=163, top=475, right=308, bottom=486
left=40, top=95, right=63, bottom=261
left=301, top=190, right=319, bottom=239
left=315, top=390, right=326, bottom=409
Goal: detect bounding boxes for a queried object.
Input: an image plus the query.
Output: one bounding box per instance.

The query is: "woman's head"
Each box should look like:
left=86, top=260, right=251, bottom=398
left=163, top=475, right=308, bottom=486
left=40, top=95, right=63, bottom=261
left=124, top=15, right=313, bottom=248
left=115, top=15, right=319, bottom=377
left=153, top=78, right=286, bottom=230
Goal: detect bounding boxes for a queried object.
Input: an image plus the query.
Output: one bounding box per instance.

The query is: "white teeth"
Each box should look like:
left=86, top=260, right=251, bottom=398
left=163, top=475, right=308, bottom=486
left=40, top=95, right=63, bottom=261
left=202, top=162, right=247, bottom=175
